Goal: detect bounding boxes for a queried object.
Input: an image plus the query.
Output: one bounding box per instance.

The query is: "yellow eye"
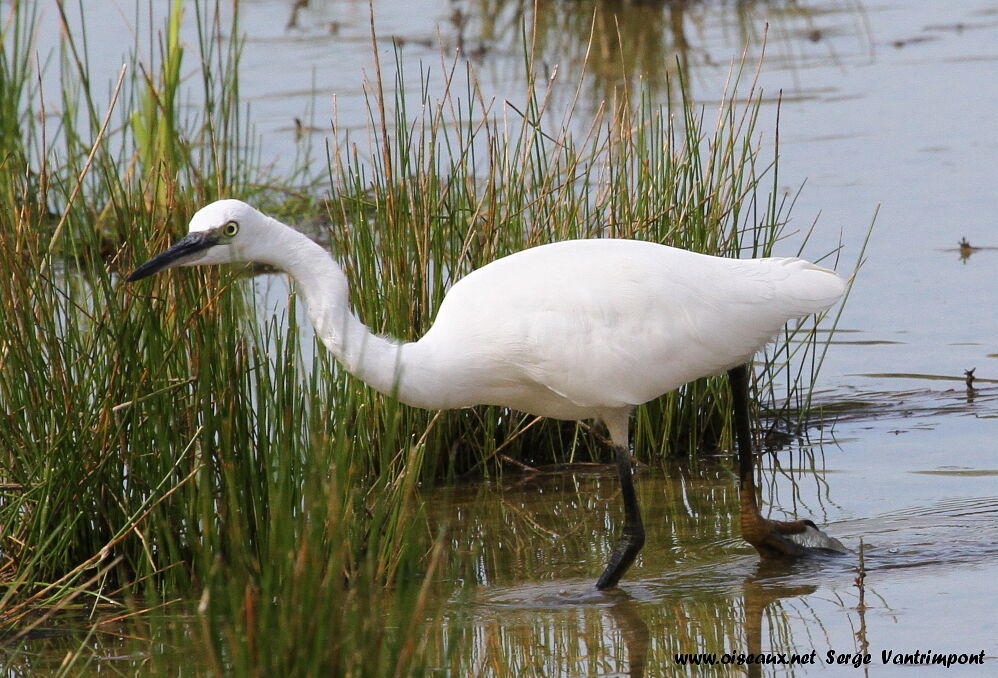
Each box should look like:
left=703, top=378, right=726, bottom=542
left=223, top=220, right=239, bottom=237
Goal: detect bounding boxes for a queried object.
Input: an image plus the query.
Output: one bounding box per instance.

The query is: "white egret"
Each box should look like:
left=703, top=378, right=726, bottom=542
left=128, top=199, right=847, bottom=589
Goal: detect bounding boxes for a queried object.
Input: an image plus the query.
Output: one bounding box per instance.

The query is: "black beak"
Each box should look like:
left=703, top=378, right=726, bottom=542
left=126, top=231, right=219, bottom=282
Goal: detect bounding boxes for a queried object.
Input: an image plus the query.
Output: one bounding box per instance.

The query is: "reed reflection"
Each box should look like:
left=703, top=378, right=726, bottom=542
left=446, top=0, right=858, bottom=111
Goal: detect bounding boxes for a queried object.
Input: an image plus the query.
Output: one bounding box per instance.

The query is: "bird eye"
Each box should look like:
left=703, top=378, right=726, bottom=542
left=223, top=220, right=239, bottom=237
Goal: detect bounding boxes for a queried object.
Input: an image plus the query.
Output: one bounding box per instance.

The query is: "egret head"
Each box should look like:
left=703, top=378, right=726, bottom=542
left=127, top=199, right=270, bottom=282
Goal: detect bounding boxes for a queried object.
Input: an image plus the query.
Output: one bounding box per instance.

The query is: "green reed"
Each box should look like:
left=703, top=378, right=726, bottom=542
left=318, top=49, right=835, bottom=472
left=0, top=2, right=436, bottom=674
left=0, top=0, right=844, bottom=674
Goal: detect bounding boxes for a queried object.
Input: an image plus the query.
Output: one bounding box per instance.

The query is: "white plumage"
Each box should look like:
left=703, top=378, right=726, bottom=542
left=128, top=199, right=848, bottom=588
left=415, top=238, right=843, bottom=419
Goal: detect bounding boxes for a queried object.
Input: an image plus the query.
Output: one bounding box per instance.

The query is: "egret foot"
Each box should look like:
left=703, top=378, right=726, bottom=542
left=740, top=486, right=847, bottom=558
left=595, top=444, right=645, bottom=590
left=727, top=365, right=847, bottom=560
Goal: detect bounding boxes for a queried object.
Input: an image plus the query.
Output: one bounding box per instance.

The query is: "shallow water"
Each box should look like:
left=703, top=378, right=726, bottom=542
left=20, top=0, right=998, bottom=674
left=419, top=414, right=998, bottom=675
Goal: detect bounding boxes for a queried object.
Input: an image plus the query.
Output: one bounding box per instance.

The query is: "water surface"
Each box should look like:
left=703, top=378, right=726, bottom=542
left=20, top=0, right=998, bottom=674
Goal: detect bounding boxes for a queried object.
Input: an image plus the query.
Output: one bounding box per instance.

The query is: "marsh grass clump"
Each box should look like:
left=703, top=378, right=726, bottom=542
left=0, top=3, right=436, bottom=673
left=0, top=1, right=842, bottom=674
left=317, top=56, right=837, bottom=472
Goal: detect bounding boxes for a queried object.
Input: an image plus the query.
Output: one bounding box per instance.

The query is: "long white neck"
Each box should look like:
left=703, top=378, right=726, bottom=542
left=258, top=220, right=413, bottom=401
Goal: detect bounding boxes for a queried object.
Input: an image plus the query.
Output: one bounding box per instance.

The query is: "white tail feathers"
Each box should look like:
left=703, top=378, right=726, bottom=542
left=774, top=258, right=847, bottom=317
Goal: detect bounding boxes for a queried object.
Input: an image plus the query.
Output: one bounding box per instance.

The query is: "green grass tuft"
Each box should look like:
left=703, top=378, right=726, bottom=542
left=0, top=1, right=847, bottom=673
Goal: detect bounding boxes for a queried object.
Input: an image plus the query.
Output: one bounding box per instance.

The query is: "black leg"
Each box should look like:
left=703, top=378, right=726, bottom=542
left=596, top=444, right=645, bottom=590
left=729, top=364, right=835, bottom=558
left=730, top=364, right=788, bottom=556
left=728, top=364, right=755, bottom=486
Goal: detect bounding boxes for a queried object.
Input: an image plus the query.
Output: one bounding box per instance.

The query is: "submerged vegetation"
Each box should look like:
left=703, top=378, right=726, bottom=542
left=0, top=0, right=844, bottom=673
